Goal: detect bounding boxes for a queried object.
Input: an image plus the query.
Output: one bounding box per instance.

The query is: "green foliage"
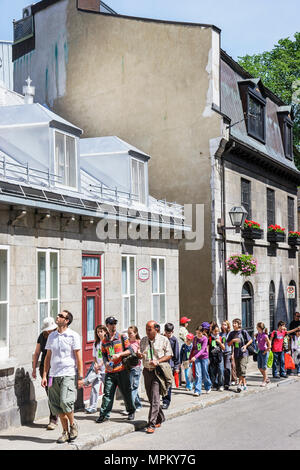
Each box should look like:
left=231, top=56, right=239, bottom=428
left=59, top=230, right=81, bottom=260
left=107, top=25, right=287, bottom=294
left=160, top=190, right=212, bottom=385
left=238, top=33, right=300, bottom=168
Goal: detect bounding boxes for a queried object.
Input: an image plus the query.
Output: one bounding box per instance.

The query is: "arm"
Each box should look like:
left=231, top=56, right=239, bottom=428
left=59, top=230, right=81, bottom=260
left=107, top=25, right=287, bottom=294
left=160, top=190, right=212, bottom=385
left=32, top=343, right=41, bottom=379
left=287, top=326, right=300, bottom=335
left=217, top=337, right=225, bottom=351
left=42, top=350, right=51, bottom=388
left=74, top=349, right=84, bottom=389
left=173, top=339, right=180, bottom=371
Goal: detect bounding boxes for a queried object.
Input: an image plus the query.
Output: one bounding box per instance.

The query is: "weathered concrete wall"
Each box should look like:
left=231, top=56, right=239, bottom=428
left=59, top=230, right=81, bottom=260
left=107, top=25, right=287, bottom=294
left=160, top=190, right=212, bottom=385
left=0, top=205, right=179, bottom=430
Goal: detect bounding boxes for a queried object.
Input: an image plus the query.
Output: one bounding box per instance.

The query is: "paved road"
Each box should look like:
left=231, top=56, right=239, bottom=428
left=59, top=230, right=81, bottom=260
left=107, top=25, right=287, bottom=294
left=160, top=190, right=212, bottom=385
left=93, top=380, right=300, bottom=450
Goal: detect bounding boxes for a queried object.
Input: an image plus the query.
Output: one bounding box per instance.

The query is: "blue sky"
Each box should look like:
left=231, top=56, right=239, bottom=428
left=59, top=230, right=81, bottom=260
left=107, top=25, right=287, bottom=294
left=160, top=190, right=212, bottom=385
left=0, top=0, right=299, bottom=59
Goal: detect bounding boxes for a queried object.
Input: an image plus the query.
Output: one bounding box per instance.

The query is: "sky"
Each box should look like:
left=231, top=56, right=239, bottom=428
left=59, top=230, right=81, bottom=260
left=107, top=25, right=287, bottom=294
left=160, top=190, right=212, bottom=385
left=0, top=0, right=299, bottom=59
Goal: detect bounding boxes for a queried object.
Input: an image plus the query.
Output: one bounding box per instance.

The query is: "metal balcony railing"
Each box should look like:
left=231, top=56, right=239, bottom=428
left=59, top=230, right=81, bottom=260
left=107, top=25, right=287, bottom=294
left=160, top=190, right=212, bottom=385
left=0, top=155, right=61, bottom=186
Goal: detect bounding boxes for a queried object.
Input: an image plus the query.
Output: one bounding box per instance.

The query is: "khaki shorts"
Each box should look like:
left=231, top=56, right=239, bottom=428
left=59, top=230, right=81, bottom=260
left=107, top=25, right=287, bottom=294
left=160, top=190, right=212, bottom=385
left=48, top=376, right=77, bottom=415
left=235, top=356, right=248, bottom=378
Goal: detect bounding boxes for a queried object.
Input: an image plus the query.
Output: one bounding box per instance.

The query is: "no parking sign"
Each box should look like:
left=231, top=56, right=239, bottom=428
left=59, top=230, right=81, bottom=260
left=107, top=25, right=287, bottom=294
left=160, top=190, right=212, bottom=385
left=287, top=286, right=296, bottom=299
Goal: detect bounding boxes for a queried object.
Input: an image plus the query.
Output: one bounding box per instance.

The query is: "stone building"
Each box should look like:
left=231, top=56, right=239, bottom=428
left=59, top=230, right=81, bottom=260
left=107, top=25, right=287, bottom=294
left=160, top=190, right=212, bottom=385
left=0, top=81, right=185, bottom=430
left=12, top=0, right=300, bottom=334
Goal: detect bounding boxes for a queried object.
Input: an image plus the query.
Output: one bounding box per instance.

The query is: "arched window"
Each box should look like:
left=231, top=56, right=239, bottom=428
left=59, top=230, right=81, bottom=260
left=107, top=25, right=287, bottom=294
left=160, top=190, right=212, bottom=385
left=242, top=282, right=254, bottom=336
left=269, top=281, right=275, bottom=332
left=288, top=280, right=297, bottom=326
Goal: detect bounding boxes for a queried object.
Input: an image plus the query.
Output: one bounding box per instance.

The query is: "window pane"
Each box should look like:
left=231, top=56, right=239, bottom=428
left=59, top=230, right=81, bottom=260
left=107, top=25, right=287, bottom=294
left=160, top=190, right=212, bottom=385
left=82, top=256, right=100, bottom=277
left=66, top=135, right=76, bottom=187
left=130, top=295, right=135, bottom=325
left=123, top=297, right=129, bottom=329
left=130, top=257, right=135, bottom=295
left=152, top=295, right=159, bottom=322
left=87, top=297, right=95, bottom=342
left=38, top=252, right=46, bottom=300
left=50, top=299, right=58, bottom=319
left=132, top=160, right=139, bottom=198
left=248, top=96, right=264, bottom=140
left=122, top=257, right=127, bottom=295
left=160, top=294, right=166, bottom=323
left=55, top=132, right=65, bottom=184
left=138, top=161, right=145, bottom=204
left=0, top=250, right=7, bottom=302
left=39, top=302, right=49, bottom=330
left=159, top=259, right=165, bottom=293
left=152, top=259, right=158, bottom=293
left=0, top=304, right=7, bottom=348
left=50, top=252, right=58, bottom=299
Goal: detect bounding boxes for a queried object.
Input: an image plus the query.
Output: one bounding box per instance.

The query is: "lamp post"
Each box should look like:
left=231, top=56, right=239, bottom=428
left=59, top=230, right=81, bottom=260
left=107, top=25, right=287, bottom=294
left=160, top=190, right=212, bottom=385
left=228, top=206, right=248, bottom=233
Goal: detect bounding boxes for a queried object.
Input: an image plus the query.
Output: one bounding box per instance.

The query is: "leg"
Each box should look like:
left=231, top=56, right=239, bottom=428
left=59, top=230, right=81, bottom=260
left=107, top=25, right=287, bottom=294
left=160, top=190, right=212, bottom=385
left=130, top=367, right=142, bottom=410
left=88, top=375, right=101, bottom=410
left=143, top=368, right=165, bottom=428
left=118, top=369, right=136, bottom=415
left=272, top=352, right=279, bottom=377
left=201, top=359, right=212, bottom=391
left=194, top=359, right=202, bottom=394
left=223, top=353, right=231, bottom=388
left=280, top=352, right=286, bottom=376
left=99, top=373, right=118, bottom=418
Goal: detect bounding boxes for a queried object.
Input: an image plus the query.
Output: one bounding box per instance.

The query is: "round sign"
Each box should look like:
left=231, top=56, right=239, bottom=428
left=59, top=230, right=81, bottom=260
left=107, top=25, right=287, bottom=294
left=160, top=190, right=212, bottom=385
left=138, top=267, right=150, bottom=282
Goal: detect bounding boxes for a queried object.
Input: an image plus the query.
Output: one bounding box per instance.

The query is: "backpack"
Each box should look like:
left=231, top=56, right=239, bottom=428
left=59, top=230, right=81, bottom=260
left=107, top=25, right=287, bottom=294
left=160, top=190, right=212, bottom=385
left=241, top=330, right=257, bottom=356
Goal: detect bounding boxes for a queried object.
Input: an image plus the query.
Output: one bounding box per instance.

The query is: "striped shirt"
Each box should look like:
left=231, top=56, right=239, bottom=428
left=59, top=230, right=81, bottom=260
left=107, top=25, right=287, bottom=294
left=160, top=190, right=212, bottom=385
left=101, top=332, right=132, bottom=373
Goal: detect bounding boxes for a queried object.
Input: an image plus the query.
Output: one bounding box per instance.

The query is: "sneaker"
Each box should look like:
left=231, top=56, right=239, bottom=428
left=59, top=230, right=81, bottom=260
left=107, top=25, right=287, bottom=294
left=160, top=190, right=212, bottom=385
left=46, top=421, right=57, bottom=430
left=297, top=373, right=300, bottom=377
left=96, top=415, right=109, bottom=424
left=121, top=410, right=129, bottom=415
left=135, top=407, right=142, bottom=412
left=56, top=430, right=70, bottom=444
left=69, top=420, right=78, bottom=441
left=85, top=407, right=97, bottom=414
left=127, top=413, right=135, bottom=421
left=206, top=389, right=211, bottom=394
left=224, top=385, right=229, bottom=390
left=242, top=385, right=247, bottom=391
left=193, top=392, right=200, bottom=396
left=219, top=386, right=224, bottom=392
left=236, top=385, right=242, bottom=393
left=260, top=382, right=267, bottom=387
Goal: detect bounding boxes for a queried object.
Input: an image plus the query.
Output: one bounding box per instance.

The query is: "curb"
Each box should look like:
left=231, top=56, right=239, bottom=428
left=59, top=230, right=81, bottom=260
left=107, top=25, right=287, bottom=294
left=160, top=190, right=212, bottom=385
left=61, top=375, right=298, bottom=450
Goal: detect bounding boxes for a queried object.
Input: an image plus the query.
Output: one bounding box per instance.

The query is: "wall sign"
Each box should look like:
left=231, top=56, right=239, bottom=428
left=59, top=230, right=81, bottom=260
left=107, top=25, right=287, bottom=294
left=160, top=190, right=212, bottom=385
left=287, top=286, right=296, bottom=299
left=138, top=267, right=150, bottom=282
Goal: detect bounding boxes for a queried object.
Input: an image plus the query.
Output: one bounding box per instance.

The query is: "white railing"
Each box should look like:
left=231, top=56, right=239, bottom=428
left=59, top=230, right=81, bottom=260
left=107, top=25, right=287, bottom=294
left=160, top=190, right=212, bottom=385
left=0, top=155, right=61, bottom=186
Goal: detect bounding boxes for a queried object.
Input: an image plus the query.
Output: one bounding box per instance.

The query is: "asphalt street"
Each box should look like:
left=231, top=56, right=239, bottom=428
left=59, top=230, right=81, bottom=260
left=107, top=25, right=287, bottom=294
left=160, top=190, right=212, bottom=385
left=93, top=380, right=300, bottom=450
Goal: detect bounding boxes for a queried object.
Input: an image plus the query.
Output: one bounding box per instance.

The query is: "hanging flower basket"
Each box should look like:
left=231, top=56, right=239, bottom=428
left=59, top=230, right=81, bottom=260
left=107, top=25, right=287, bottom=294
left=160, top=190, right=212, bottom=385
left=225, top=254, right=258, bottom=277
left=242, top=220, right=264, bottom=240
left=267, top=225, right=286, bottom=243
left=288, top=231, right=300, bottom=246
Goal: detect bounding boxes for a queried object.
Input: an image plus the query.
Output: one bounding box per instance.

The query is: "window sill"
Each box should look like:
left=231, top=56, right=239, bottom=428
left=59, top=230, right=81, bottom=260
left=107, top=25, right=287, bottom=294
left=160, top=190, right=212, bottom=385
left=0, top=357, right=18, bottom=372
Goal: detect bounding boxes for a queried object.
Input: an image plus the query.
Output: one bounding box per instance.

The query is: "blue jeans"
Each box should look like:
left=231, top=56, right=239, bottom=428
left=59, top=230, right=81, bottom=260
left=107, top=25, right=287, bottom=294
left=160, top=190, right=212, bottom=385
left=130, top=367, right=142, bottom=409
left=184, top=365, right=193, bottom=389
left=257, top=351, right=269, bottom=370
left=272, top=351, right=286, bottom=377
left=194, top=358, right=212, bottom=394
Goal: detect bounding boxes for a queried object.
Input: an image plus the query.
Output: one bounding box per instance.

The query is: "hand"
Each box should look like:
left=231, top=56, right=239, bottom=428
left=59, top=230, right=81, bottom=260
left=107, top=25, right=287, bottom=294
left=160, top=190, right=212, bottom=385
left=241, top=346, right=247, bottom=352
left=112, top=353, right=120, bottom=362
left=149, top=359, right=158, bottom=367
left=77, top=379, right=84, bottom=389
left=41, top=377, right=47, bottom=388
left=32, top=369, right=36, bottom=380
left=190, top=357, right=196, bottom=363
left=137, top=352, right=144, bottom=359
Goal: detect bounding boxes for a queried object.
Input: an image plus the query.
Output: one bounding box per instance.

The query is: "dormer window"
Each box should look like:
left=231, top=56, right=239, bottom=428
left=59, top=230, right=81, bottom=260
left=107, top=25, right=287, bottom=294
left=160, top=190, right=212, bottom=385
left=285, top=122, right=293, bottom=159
left=54, top=130, right=77, bottom=189
left=277, top=107, right=294, bottom=160
left=238, top=79, right=266, bottom=144
left=131, top=158, right=145, bottom=204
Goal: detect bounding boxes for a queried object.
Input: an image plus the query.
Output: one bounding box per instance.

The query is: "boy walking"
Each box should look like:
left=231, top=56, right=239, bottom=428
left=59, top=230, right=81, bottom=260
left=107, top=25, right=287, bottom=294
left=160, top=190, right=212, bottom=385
left=227, top=318, right=252, bottom=392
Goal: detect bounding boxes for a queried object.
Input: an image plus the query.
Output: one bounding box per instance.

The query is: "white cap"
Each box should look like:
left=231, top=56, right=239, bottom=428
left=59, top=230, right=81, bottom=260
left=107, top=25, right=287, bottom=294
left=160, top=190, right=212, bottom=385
left=41, top=316, right=57, bottom=333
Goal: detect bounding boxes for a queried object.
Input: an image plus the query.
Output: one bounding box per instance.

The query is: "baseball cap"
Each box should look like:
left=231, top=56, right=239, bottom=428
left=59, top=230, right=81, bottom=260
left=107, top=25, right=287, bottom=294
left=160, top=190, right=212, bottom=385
left=201, top=322, right=211, bottom=330
left=180, top=316, right=191, bottom=324
left=186, top=333, right=194, bottom=340
left=105, top=316, right=118, bottom=325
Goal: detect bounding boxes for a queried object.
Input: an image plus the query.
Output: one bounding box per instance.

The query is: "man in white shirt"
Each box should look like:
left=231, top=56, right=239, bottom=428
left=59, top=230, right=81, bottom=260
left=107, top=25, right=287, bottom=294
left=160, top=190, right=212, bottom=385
left=42, top=310, right=83, bottom=444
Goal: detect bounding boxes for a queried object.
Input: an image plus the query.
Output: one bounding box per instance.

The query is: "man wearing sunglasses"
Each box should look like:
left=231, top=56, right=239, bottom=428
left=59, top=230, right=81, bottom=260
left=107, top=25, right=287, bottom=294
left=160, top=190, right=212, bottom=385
left=42, top=310, right=83, bottom=444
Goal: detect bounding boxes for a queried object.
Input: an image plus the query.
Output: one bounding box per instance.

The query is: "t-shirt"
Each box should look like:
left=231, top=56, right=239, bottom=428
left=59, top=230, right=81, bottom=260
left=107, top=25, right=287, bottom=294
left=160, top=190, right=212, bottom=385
left=257, top=332, right=268, bottom=352
left=220, top=332, right=231, bottom=354
left=101, top=332, right=132, bottom=373
left=45, top=328, right=81, bottom=377
left=191, top=336, right=209, bottom=360
left=227, top=329, right=252, bottom=359
left=37, top=332, right=48, bottom=376
left=271, top=330, right=287, bottom=352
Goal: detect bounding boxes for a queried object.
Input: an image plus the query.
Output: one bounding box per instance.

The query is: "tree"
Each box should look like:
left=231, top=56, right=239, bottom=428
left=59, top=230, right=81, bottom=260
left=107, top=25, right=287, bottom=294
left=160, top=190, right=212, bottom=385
left=238, top=33, right=300, bottom=169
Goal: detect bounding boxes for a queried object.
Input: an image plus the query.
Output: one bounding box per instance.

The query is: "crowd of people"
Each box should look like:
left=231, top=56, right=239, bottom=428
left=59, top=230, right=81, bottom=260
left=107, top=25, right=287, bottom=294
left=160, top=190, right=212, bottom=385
left=32, top=311, right=300, bottom=443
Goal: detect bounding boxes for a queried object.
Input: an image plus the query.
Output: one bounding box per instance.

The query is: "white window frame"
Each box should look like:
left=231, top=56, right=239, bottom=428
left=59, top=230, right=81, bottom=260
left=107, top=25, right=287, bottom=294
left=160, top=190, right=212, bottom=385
left=0, top=246, right=9, bottom=360
left=131, top=157, right=146, bottom=205
left=121, top=255, right=136, bottom=330
left=37, top=249, right=60, bottom=334
left=151, top=256, right=167, bottom=325
left=54, top=129, right=78, bottom=191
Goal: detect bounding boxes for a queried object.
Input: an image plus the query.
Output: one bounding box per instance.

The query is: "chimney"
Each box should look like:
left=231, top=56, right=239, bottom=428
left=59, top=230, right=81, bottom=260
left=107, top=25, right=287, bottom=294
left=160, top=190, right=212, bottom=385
left=77, top=0, right=101, bottom=12
left=23, top=76, right=35, bottom=104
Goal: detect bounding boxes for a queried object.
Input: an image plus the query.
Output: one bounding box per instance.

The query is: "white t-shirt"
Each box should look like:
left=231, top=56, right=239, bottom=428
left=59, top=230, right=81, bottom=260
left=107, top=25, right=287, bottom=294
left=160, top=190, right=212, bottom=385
left=45, top=328, right=81, bottom=377
left=93, top=342, right=105, bottom=373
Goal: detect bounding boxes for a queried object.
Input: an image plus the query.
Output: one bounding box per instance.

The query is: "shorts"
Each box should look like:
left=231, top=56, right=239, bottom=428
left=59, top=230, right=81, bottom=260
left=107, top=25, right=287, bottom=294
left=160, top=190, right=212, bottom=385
left=235, top=356, right=248, bottom=377
left=257, top=350, right=269, bottom=370
left=48, top=376, right=77, bottom=415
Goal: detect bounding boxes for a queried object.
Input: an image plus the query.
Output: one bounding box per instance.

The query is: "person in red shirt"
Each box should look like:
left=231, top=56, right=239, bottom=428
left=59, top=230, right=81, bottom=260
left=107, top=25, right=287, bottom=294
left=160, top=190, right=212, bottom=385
left=271, top=321, right=300, bottom=378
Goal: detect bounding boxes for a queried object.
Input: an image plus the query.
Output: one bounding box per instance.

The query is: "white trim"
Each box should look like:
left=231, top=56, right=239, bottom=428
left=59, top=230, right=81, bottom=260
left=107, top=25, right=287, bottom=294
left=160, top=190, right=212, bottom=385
left=130, top=157, right=146, bottom=205
left=0, top=122, right=48, bottom=130
left=151, top=256, right=167, bottom=325
left=0, top=245, right=9, bottom=361
left=36, top=248, right=60, bottom=335
left=121, top=254, right=136, bottom=330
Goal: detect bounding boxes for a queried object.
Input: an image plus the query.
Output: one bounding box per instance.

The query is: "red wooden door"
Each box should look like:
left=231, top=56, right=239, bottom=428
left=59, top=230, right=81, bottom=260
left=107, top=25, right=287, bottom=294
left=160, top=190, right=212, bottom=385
left=82, top=254, right=102, bottom=401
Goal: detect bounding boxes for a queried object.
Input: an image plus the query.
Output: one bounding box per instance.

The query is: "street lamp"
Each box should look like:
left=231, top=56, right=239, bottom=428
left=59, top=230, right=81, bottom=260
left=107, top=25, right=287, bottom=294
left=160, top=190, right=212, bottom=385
left=217, top=205, right=248, bottom=234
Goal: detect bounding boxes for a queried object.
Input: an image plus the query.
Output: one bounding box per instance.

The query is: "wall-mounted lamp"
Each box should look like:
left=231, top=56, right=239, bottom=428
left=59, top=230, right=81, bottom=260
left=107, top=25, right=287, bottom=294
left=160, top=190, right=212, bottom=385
left=218, top=205, right=248, bottom=234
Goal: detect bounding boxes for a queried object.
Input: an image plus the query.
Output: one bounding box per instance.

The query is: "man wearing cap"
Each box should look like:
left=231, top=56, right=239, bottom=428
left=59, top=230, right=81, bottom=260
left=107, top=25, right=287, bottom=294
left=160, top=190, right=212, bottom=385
left=32, top=316, right=58, bottom=430
left=42, top=310, right=83, bottom=444
left=96, top=316, right=136, bottom=423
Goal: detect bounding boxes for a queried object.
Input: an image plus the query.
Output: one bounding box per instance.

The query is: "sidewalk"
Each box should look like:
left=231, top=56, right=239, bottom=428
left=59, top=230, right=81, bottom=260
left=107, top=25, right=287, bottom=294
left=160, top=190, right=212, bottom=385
left=0, top=362, right=298, bottom=450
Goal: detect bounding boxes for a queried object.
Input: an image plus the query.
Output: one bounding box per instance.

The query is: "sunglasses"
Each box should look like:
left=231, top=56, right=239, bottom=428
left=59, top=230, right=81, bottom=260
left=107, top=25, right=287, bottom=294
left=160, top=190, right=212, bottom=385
left=57, top=313, right=68, bottom=320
